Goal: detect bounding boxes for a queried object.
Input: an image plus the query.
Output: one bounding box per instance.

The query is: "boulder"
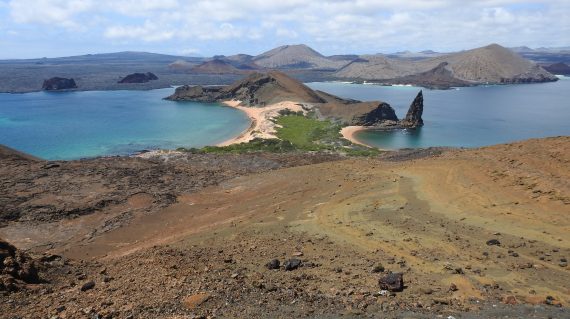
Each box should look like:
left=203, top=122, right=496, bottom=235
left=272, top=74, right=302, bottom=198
left=42, top=77, right=77, bottom=90
left=284, top=259, right=302, bottom=271
left=378, top=272, right=404, bottom=292
left=0, top=238, right=40, bottom=292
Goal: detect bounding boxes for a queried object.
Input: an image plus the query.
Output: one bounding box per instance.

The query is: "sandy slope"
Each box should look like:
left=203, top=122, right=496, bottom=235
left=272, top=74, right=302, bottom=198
left=1, top=137, right=568, bottom=318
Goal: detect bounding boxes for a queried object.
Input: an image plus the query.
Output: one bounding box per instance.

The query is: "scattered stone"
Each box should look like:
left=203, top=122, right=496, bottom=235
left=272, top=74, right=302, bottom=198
left=284, top=259, right=301, bottom=271
left=419, top=287, right=433, bottom=295
left=449, top=283, right=458, bottom=292
left=292, top=251, right=304, bottom=257
left=378, top=273, right=404, bottom=292
left=486, top=239, right=501, bottom=246
left=371, top=264, right=385, bottom=273
left=502, top=295, right=518, bottom=305
left=182, top=293, right=210, bottom=310
left=265, top=259, right=280, bottom=270
left=559, top=261, right=567, bottom=267
left=80, top=281, right=95, bottom=292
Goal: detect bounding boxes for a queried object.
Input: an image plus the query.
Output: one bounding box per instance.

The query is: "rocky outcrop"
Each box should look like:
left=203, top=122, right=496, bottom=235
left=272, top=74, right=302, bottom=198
left=167, top=71, right=325, bottom=106
left=1, top=238, right=40, bottom=292
left=118, top=72, right=158, bottom=84
left=42, top=77, right=77, bottom=91
left=400, top=90, right=424, bottom=128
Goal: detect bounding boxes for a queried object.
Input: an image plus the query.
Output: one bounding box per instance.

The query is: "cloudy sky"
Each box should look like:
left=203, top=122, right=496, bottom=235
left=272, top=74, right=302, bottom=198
left=0, top=0, right=569, bottom=59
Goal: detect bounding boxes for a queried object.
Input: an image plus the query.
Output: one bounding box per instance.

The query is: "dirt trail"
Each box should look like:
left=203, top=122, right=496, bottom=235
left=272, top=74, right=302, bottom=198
left=1, top=137, right=568, bottom=318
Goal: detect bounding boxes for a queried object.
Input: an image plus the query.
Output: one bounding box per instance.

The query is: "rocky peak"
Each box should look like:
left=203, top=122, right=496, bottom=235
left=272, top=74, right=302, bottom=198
left=401, top=90, right=424, bottom=128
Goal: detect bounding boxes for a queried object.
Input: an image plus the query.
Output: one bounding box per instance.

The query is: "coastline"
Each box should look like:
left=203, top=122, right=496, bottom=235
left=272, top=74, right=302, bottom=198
left=216, top=100, right=304, bottom=146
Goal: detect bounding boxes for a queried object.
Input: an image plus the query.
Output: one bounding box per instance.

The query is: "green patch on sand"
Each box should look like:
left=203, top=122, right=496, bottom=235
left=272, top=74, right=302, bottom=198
left=179, top=114, right=379, bottom=156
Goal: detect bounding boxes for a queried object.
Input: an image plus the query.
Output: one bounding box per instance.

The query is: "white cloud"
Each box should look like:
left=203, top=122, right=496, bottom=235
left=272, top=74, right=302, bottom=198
left=4, top=0, right=570, bottom=53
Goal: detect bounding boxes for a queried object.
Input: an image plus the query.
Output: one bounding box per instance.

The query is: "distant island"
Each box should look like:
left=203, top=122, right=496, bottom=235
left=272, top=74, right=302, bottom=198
left=0, top=43, right=565, bottom=93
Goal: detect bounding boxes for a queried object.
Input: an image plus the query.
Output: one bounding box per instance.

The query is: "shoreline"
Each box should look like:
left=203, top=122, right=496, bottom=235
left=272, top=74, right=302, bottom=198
left=216, top=100, right=304, bottom=146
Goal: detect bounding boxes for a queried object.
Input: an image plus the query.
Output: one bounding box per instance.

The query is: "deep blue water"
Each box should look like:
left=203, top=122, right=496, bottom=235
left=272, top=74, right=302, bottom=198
left=307, top=77, right=570, bottom=149
left=0, top=88, right=250, bottom=160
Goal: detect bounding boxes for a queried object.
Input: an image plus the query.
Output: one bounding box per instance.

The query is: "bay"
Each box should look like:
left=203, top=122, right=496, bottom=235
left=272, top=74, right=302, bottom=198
left=307, top=77, right=570, bottom=149
left=0, top=88, right=250, bottom=160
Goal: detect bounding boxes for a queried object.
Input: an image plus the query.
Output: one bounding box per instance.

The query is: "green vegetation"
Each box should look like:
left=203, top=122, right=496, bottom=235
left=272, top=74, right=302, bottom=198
left=179, top=114, right=379, bottom=156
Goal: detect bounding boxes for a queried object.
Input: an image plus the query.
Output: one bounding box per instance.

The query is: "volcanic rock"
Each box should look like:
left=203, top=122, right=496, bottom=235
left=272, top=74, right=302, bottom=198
left=378, top=272, right=404, bottom=292
left=42, top=77, right=77, bottom=90
left=0, top=238, right=40, bottom=292
left=486, top=239, right=501, bottom=246
left=118, top=72, right=158, bottom=84
left=400, top=90, right=424, bottom=128
left=284, top=259, right=301, bottom=271
left=265, top=259, right=280, bottom=270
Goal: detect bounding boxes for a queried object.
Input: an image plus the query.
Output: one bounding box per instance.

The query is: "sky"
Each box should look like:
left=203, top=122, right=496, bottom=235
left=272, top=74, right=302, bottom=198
left=0, top=0, right=569, bottom=59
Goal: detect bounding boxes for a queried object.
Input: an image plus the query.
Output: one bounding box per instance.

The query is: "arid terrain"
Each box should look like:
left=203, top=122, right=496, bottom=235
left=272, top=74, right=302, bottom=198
left=1, top=136, right=568, bottom=318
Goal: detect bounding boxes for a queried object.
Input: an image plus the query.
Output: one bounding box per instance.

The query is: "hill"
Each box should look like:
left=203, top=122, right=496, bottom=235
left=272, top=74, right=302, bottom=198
left=425, top=44, right=557, bottom=83
left=334, top=44, right=557, bottom=84
left=543, top=62, right=570, bottom=75
left=191, top=59, right=243, bottom=74
left=253, top=44, right=350, bottom=70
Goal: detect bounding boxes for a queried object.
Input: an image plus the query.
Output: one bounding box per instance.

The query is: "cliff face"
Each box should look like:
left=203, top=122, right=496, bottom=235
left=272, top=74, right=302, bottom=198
left=118, top=72, right=158, bottom=84
left=42, top=77, right=77, bottom=90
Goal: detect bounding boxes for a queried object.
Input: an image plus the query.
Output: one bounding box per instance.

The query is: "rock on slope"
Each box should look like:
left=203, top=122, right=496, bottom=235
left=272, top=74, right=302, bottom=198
left=167, top=71, right=423, bottom=127
left=42, top=77, right=77, bottom=90
left=1, top=238, right=40, bottom=292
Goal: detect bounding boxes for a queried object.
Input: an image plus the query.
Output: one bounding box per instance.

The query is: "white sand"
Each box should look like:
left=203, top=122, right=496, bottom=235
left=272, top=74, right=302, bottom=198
left=217, top=100, right=304, bottom=146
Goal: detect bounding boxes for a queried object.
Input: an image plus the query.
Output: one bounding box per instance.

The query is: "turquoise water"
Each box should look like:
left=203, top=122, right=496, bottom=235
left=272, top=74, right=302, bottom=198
left=307, top=78, right=570, bottom=149
left=0, top=88, right=250, bottom=160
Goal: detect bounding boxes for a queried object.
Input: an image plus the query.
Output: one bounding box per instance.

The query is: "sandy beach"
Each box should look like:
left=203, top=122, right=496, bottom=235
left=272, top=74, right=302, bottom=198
left=340, top=125, right=373, bottom=147
left=217, top=100, right=304, bottom=146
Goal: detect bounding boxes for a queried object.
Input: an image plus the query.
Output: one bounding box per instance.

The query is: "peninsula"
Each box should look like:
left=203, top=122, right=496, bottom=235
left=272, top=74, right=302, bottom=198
left=166, top=71, right=423, bottom=147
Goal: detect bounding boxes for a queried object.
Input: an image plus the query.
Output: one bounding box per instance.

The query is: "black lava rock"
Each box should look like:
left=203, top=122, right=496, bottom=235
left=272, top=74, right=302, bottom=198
left=378, top=272, right=404, bottom=292
left=486, top=239, right=501, bottom=246
left=265, top=259, right=280, bottom=270
left=80, top=281, right=95, bottom=291
left=284, top=259, right=301, bottom=271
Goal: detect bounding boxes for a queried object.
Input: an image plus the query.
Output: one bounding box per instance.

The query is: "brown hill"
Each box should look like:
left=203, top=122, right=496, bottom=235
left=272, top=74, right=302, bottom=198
left=334, top=44, right=558, bottom=84
left=334, top=55, right=423, bottom=80
left=191, top=59, right=243, bottom=74
left=253, top=44, right=350, bottom=70
left=426, top=44, right=558, bottom=83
